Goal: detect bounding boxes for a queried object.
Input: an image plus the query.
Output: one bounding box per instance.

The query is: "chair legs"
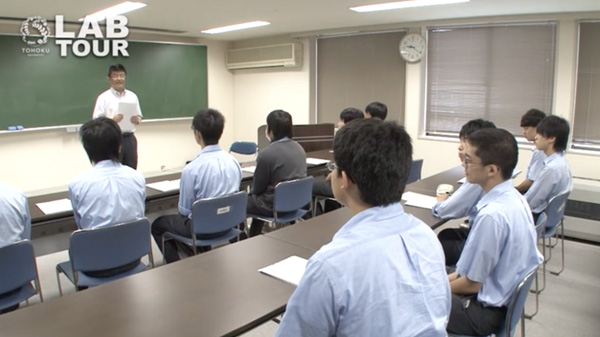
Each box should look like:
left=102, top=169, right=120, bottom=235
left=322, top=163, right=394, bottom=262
left=550, top=219, right=565, bottom=276
left=56, top=268, right=64, bottom=296
left=525, top=272, right=540, bottom=319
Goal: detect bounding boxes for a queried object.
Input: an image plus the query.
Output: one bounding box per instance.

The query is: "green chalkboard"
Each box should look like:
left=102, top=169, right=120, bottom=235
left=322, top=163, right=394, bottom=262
left=0, top=35, right=207, bottom=129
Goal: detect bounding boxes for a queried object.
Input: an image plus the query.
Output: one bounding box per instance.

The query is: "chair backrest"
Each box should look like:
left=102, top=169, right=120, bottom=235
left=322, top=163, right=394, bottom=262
left=496, top=267, right=538, bottom=337
left=534, top=212, right=547, bottom=240
left=407, top=159, right=424, bottom=184
left=229, top=141, right=257, bottom=155
left=544, top=191, right=570, bottom=236
left=69, top=218, right=152, bottom=272
left=192, top=191, right=248, bottom=235
left=273, top=176, right=314, bottom=213
left=0, top=240, right=37, bottom=294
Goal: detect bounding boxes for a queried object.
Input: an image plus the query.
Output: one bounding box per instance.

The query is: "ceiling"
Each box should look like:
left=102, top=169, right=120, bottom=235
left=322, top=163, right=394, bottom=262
left=1, top=0, right=600, bottom=41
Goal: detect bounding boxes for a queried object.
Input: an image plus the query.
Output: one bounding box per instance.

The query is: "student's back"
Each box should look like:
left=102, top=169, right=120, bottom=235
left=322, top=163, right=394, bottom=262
left=0, top=183, right=31, bottom=247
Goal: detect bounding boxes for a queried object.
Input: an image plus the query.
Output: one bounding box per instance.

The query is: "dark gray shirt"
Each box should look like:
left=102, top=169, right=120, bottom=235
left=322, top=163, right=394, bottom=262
left=251, top=138, right=307, bottom=210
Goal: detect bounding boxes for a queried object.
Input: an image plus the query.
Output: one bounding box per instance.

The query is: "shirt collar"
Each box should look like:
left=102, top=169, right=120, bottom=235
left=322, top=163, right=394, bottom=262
left=475, top=179, right=514, bottom=212
left=271, top=137, right=290, bottom=144
left=93, top=159, right=121, bottom=169
left=110, top=87, right=126, bottom=97
left=543, top=151, right=563, bottom=165
left=333, top=203, right=407, bottom=241
left=198, top=144, right=222, bottom=155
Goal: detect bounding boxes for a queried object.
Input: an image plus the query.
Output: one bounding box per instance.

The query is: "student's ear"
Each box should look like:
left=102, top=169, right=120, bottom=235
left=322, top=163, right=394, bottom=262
left=488, top=164, right=500, bottom=178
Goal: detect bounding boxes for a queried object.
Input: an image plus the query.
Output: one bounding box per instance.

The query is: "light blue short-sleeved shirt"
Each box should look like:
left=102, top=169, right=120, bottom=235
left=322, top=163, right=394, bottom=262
left=178, top=145, right=242, bottom=218
left=276, top=203, right=451, bottom=337
left=0, top=184, right=31, bottom=247
left=457, top=180, right=543, bottom=307
left=69, top=160, right=146, bottom=229
left=526, top=148, right=546, bottom=181
left=432, top=182, right=484, bottom=220
left=524, top=152, right=572, bottom=214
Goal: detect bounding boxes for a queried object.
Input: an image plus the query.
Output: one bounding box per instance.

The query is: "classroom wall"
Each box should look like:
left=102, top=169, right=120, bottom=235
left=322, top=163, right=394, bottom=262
left=0, top=25, right=235, bottom=194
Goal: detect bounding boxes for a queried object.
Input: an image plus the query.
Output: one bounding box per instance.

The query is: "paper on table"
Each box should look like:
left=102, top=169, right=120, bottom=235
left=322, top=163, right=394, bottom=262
left=259, top=255, right=308, bottom=286
left=36, top=198, right=72, bottom=215
left=146, top=179, right=181, bottom=192
left=458, top=169, right=522, bottom=184
left=306, top=158, right=329, bottom=165
left=401, top=191, right=437, bottom=210
left=117, top=102, right=139, bottom=132
left=242, top=166, right=256, bottom=173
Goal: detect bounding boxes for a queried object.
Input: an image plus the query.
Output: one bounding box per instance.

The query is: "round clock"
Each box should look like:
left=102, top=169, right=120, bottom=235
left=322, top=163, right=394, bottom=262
left=399, top=33, right=426, bottom=63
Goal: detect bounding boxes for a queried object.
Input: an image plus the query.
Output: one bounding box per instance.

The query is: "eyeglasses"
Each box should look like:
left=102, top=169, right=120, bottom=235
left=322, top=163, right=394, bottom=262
left=190, top=125, right=195, bottom=130
left=462, top=157, right=483, bottom=166
left=327, top=161, right=338, bottom=171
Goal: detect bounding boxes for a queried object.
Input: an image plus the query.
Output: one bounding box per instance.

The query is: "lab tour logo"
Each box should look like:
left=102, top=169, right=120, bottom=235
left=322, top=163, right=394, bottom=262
left=20, top=15, right=130, bottom=58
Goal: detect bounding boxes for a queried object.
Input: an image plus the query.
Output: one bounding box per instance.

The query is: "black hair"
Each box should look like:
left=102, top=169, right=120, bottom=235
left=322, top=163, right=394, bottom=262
left=334, top=119, right=412, bottom=206
left=339, top=107, right=364, bottom=124
left=266, top=110, right=293, bottom=141
left=192, top=108, right=225, bottom=145
left=520, top=109, right=546, bottom=127
left=468, top=128, right=518, bottom=180
left=365, top=102, right=388, bottom=120
left=108, top=64, right=127, bottom=77
left=459, top=119, right=497, bottom=140
left=80, top=117, right=121, bottom=164
left=536, top=116, right=570, bottom=152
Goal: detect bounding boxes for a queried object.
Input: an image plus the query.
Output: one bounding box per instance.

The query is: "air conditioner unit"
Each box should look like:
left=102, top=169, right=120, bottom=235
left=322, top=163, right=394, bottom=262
left=564, top=178, right=600, bottom=243
left=226, top=43, right=303, bottom=70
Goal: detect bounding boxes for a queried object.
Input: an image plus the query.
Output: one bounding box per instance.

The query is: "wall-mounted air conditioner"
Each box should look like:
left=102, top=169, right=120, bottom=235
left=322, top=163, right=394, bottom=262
left=226, top=43, right=303, bottom=70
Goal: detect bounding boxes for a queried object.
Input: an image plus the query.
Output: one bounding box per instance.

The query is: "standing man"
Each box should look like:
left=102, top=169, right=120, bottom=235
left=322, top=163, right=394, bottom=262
left=515, top=108, right=547, bottom=194
left=447, top=128, right=542, bottom=335
left=364, top=101, right=387, bottom=120
left=247, top=110, right=306, bottom=237
left=277, top=119, right=450, bottom=336
left=93, top=64, right=142, bottom=169
left=152, top=109, right=242, bottom=263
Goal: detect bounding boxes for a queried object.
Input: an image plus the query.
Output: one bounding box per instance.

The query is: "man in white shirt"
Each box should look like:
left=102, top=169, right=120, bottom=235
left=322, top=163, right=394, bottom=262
left=515, top=108, right=547, bottom=194
left=93, top=64, right=142, bottom=169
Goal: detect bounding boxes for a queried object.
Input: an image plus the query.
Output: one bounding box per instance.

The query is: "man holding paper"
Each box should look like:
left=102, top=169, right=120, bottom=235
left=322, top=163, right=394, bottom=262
left=93, top=64, right=142, bottom=169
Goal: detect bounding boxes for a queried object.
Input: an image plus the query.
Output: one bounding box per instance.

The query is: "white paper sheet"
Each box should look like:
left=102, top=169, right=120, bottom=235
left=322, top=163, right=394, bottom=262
left=146, top=179, right=181, bottom=192
left=306, top=158, right=329, bottom=165
left=36, top=198, right=72, bottom=215
left=117, top=102, right=139, bottom=132
left=242, top=166, right=256, bottom=173
left=259, top=255, right=308, bottom=286
left=401, top=191, right=437, bottom=210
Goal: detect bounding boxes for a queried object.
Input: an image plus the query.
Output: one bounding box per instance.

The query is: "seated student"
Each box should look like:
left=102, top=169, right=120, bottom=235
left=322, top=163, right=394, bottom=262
left=434, top=119, right=496, bottom=266
left=312, top=107, right=364, bottom=214
left=247, top=110, right=306, bottom=237
left=447, top=128, right=542, bottom=336
left=277, top=119, right=450, bottom=336
left=364, top=101, right=387, bottom=120
left=152, top=109, right=242, bottom=263
left=515, top=108, right=547, bottom=194
left=69, top=117, right=146, bottom=277
left=524, top=115, right=572, bottom=219
left=0, top=183, right=31, bottom=313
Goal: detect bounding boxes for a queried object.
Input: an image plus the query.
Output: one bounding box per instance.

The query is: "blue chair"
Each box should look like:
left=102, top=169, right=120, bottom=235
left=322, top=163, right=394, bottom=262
left=56, top=218, right=154, bottom=295
left=229, top=142, right=258, bottom=155
left=407, top=159, right=424, bottom=184
left=525, top=212, right=547, bottom=319
left=249, top=176, right=313, bottom=227
left=449, top=266, right=539, bottom=337
left=162, top=191, right=247, bottom=258
left=0, top=240, right=43, bottom=311
left=543, top=191, right=569, bottom=276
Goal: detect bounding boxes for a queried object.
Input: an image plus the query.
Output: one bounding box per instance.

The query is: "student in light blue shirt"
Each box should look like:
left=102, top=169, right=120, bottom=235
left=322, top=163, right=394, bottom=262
left=447, top=128, right=543, bottom=336
left=0, top=183, right=31, bottom=247
left=277, top=119, right=450, bottom=337
left=152, top=109, right=241, bottom=263
left=434, top=119, right=495, bottom=266
left=69, top=117, right=146, bottom=230
left=524, top=116, right=572, bottom=216
left=515, top=109, right=547, bottom=194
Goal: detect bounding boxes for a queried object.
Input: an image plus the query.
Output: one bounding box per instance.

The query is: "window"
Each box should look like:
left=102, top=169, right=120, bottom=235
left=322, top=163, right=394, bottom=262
left=317, top=31, right=406, bottom=124
left=572, top=21, right=600, bottom=152
left=425, top=23, right=556, bottom=137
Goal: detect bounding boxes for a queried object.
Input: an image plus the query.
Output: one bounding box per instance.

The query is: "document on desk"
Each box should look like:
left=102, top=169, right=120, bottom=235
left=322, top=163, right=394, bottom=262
left=401, top=191, right=437, bottom=210
left=259, top=255, right=308, bottom=286
left=147, top=179, right=181, bottom=192
left=458, top=169, right=522, bottom=184
left=306, top=158, right=329, bottom=166
left=117, top=102, right=138, bottom=133
left=242, top=166, right=256, bottom=173
left=36, top=198, right=73, bottom=215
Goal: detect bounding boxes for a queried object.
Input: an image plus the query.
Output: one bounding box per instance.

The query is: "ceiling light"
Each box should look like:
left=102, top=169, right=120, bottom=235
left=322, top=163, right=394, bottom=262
left=79, top=1, right=147, bottom=21
left=201, top=21, right=271, bottom=34
left=350, top=0, right=470, bottom=13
